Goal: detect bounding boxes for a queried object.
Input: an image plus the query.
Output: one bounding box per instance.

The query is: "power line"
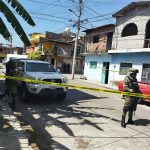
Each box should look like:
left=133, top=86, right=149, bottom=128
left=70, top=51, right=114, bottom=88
left=28, top=10, right=70, bottom=20
left=85, top=5, right=113, bottom=22
left=28, top=0, right=73, bottom=8
left=31, top=16, right=67, bottom=24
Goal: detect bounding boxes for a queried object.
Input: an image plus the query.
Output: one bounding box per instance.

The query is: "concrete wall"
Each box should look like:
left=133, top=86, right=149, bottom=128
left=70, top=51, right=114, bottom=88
left=84, top=52, right=150, bottom=85
left=112, top=6, right=150, bottom=50
left=108, top=52, right=150, bottom=83
left=84, top=54, right=112, bottom=82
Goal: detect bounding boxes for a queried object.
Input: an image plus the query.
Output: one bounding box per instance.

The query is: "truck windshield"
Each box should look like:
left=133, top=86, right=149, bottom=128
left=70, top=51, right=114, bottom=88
left=26, top=63, right=56, bottom=72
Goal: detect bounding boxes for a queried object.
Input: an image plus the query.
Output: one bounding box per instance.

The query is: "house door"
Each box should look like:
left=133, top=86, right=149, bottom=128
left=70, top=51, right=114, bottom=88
left=51, top=59, right=55, bottom=66
left=101, top=62, right=110, bottom=84
left=141, top=63, right=150, bottom=83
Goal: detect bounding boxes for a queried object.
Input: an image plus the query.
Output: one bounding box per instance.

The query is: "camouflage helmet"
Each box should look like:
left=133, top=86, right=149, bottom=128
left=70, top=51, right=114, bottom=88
left=128, top=68, right=139, bottom=74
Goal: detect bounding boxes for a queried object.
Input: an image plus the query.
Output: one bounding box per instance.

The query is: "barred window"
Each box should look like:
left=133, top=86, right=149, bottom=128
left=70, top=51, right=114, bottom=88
left=119, top=63, right=132, bottom=75
left=90, top=61, right=97, bottom=69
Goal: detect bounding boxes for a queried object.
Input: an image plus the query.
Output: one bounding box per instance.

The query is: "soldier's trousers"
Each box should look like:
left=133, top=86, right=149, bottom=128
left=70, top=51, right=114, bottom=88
left=122, top=97, right=138, bottom=120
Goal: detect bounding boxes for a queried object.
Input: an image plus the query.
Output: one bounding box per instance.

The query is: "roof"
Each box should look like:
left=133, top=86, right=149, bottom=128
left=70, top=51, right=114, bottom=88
left=29, top=32, right=43, bottom=36
left=39, top=37, right=73, bottom=45
left=20, top=60, right=49, bottom=64
left=83, top=24, right=115, bottom=32
left=113, top=1, right=150, bottom=17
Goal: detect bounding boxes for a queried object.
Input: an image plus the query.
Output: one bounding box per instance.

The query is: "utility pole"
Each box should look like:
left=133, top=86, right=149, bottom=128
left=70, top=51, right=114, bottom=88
left=9, top=34, right=13, bottom=53
left=71, top=0, right=83, bottom=80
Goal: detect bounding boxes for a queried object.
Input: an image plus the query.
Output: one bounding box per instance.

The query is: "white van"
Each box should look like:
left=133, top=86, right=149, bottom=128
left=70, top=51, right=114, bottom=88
left=7, top=54, right=28, bottom=62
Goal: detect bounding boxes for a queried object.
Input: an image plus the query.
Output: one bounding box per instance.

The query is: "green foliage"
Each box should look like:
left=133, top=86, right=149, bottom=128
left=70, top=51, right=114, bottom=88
left=28, top=51, right=42, bottom=60
left=0, top=0, right=35, bottom=46
left=51, top=45, right=58, bottom=56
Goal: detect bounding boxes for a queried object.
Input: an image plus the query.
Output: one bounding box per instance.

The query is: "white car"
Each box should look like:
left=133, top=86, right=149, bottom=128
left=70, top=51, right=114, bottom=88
left=17, top=60, right=68, bottom=102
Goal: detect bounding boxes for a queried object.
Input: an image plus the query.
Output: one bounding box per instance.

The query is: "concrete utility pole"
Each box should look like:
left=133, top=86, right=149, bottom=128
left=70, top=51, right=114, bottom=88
left=9, top=34, right=13, bottom=53
left=71, top=0, right=83, bottom=80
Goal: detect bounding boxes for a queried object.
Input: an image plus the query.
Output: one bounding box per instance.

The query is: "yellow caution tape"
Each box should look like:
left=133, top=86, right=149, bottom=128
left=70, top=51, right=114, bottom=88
left=0, top=75, right=150, bottom=99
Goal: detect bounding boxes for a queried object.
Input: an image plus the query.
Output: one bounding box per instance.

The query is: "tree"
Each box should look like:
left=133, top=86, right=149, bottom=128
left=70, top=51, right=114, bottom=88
left=28, top=51, right=42, bottom=60
left=0, top=0, right=35, bottom=46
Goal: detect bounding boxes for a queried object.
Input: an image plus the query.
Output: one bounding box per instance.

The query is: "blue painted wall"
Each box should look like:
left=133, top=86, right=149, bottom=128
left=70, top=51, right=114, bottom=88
left=84, top=54, right=112, bottom=82
left=84, top=52, right=150, bottom=84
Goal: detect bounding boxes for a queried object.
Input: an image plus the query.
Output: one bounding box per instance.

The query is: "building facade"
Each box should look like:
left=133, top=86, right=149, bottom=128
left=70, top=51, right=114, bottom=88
left=83, top=1, right=150, bottom=85
left=83, top=24, right=115, bottom=84
left=109, top=1, right=150, bottom=84
left=29, top=31, right=85, bottom=73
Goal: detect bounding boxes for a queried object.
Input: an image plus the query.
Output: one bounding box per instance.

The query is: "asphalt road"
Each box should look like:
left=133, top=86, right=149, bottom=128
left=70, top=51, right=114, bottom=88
left=0, top=63, right=150, bottom=150
left=13, top=79, right=150, bottom=150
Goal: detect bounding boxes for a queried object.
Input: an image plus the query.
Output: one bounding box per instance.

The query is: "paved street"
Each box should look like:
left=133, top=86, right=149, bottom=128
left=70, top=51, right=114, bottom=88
left=0, top=63, right=150, bottom=150
left=14, top=78, right=150, bottom=150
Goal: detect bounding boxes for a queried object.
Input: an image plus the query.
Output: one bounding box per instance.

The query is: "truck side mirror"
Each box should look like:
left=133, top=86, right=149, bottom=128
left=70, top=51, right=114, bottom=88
left=18, top=67, right=23, bottom=72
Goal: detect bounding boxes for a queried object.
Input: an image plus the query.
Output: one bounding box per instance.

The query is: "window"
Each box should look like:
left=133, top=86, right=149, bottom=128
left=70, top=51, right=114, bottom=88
left=72, top=46, right=82, bottom=56
left=26, top=63, right=56, bottom=72
left=90, top=61, right=97, bottom=69
left=141, top=63, right=150, bottom=83
left=93, top=35, right=99, bottom=43
left=119, top=63, right=132, bottom=75
left=77, top=46, right=81, bottom=56
left=121, top=23, right=138, bottom=37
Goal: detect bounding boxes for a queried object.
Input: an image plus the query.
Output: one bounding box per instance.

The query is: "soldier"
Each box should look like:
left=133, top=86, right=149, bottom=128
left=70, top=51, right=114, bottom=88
left=6, top=60, right=18, bottom=109
left=121, top=68, right=140, bottom=128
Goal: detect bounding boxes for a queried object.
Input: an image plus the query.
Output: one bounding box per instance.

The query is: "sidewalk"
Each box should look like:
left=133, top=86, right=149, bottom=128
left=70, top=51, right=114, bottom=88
left=63, top=73, right=118, bottom=90
left=0, top=80, right=30, bottom=150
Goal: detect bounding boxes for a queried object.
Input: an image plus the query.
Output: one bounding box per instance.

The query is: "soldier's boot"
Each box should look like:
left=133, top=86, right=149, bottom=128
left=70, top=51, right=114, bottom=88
left=121, top=115, right=126, bottom=128
left=127, top=111, right=134, bottom=124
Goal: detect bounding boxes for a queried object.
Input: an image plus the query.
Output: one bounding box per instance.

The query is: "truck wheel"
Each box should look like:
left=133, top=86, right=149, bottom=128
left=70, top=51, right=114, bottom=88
left=22, top=84, right=30, bottom=102
left=57, top=93, right=67, bottom=100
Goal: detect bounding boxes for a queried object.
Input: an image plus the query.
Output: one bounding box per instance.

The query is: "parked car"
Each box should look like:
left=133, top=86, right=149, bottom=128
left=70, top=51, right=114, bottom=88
left=17, top=60, right=68, bottom=102
left=118, top=80, right=150, bottom=102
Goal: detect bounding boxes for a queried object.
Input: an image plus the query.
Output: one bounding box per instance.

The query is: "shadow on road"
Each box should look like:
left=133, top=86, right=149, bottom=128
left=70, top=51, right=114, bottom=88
left=1, top=78, right=149, bottom=150
left=134, top=119, right=150, bottom=126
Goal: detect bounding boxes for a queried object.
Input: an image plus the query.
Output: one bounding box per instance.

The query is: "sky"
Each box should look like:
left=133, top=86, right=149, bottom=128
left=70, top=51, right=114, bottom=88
left=0, top=0, right=139, bottom=47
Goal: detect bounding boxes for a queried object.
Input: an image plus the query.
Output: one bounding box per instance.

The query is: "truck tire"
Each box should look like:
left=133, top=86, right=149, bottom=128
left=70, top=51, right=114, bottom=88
left=22, top=83, right=30, bottom=102
left=57, top=92, right=67, bottom=100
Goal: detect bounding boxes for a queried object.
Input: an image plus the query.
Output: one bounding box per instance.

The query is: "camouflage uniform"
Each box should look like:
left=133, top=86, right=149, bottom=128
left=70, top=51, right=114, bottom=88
left=6, top=60, right=18, bottom=109
left=121, top=68, right=140, bottom=128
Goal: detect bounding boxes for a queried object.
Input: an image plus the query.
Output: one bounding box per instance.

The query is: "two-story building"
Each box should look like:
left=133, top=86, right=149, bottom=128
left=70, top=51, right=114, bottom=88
left=29, top=31, right=85, bottom=73
left=83, top=1, right=150, bottom=86
left=108, top=1, right=150, bottom=84
left=83, top=24, right=115, bottom=84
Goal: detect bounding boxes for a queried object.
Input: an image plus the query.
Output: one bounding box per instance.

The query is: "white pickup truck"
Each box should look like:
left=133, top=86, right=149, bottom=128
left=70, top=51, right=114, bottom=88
left=17, top=60, right=68, bottom=102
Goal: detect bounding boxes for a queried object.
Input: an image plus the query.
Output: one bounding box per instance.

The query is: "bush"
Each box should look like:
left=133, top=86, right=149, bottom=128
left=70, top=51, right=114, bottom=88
left=28, top=51, right=42, bottom=60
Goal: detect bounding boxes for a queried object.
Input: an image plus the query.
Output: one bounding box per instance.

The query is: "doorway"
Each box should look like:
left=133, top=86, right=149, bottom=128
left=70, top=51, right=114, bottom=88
left=144, top=20, right=150, bottom=48
left=141, top=63, right=150, bottom=83
left=51, top=58, right=55, bottom=66
left=101, top=62, right=110, bottom=84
